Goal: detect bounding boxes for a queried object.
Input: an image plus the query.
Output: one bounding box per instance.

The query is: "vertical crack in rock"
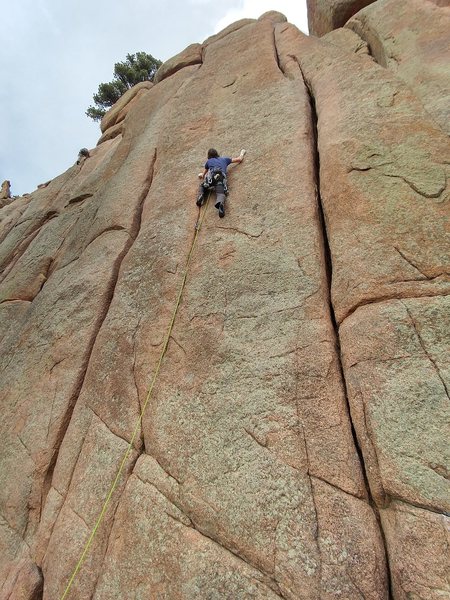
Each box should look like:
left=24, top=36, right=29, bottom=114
left=345, top=16, right=386, bottom=68
left=45, top=213, right=83, bottom=281
left=39, top=150, right=157, bottom=527
left=297, top=59, right=394, bottom=598
left=272, top=27, right=288, bottom=78
left=33, top=566, right=44, bottom=600
left=130, top=316, right=144, bottom=419
left=301, top=424, right=324, bottom=586
left=128, top=149, right=157, bottom=242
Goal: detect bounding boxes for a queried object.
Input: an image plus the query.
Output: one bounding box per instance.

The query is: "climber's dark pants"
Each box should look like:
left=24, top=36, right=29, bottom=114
left=197, top=181, right=227, bottom=209
left=213, top=182, right=226, bottom=208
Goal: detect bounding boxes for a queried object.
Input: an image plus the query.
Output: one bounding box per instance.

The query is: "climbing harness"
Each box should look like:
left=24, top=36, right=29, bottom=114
left=202, top=168, right=228, bottom=195
left=60, top=191, right=211, bottom=600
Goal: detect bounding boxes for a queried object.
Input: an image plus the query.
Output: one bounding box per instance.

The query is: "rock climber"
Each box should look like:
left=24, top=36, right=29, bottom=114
left=196, top=148, right=246, bottom=218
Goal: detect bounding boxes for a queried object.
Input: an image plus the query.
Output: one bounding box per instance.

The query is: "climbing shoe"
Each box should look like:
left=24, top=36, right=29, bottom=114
left=218, top=203, right=225, bottom=218
left=196, top=194, right=205, bottom=207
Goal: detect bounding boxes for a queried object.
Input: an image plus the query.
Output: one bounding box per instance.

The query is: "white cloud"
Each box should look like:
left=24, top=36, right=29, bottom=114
left=213, top=0, right=308, bottom=34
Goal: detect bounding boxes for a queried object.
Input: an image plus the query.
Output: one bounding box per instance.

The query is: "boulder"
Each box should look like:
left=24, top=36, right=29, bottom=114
left=322, top=27, right=370, bottom=56
left=258, top=11, right=287, bottom=24
left=203, top=18, right=255, bottom=47
left=153, top=43, right=202, bottom=84
left=307, top=0, right=376, bottom=36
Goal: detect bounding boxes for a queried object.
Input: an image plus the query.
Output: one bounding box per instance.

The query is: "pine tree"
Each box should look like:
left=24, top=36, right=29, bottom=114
left=86, top=52, right=162, bottom=122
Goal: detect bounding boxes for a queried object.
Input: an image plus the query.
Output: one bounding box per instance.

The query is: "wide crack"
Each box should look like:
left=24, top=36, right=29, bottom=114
left=298, top=55, right=394, bottom=599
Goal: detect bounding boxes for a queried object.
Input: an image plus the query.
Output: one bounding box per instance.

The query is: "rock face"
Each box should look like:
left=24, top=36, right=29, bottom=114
left=100, top=80, right=153, bottom=133
left=153, top=43, right=203, bottom=84
left=0, top=4, right=448, bottom=600
left=346, top=0, right=450, bottom=134
left=307, top=0, right=376, bottom=36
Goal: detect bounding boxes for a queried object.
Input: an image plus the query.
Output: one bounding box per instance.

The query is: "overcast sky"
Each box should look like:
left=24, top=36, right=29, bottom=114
left=1, top=1, right=308, bottom=196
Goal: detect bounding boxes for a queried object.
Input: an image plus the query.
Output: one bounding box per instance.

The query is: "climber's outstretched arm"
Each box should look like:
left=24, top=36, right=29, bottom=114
left=231, top=149, right=246, bottom=164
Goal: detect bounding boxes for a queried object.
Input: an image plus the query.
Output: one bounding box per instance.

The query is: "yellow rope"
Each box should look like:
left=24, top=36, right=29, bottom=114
left=60, top=193, right=210, bottom=600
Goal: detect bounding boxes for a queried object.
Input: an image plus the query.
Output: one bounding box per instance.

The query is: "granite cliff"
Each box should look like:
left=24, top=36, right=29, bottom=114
left=1, top=2, right=449, bottom=599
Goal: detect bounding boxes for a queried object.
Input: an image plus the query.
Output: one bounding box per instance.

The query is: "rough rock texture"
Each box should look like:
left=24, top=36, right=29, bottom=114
left=276, top=24, right=450, bottom=325
left=322, top=27, right=370, bottom=56
left=276, top=18, right=449, bottom=600
left=347, top=0, right=450, bottom=134
left=1, top=557, right=43, bottom=600
left=1, top=5, right=449, bottom=600
left=307, top=0, right=376, bottom=36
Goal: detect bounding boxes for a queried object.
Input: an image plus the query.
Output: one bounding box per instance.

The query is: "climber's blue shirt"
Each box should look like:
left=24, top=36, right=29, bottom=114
left=205, top=156, right=232, bottom=173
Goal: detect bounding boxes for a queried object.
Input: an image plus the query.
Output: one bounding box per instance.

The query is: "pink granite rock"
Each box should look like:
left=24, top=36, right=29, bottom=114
left=307, top=0, right=376, bottom=36
left=1, top=7, right=448, bottom=600
left=100, top=80, right=152, bottom=133
left=275, top=24, right=450, bottom=324
left=347, top=0, right=450, bottom=134
left=275, top=21, right=449, bottom=598
left=153, top=43, right=203, bottom=84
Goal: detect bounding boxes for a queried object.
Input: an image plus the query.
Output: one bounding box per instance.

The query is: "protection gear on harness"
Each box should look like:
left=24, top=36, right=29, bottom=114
left=202, top=168, right=228, bottom=195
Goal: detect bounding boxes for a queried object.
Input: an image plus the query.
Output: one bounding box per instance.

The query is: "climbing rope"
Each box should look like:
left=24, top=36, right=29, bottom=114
left=60, top=192, right=211, bottom=600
